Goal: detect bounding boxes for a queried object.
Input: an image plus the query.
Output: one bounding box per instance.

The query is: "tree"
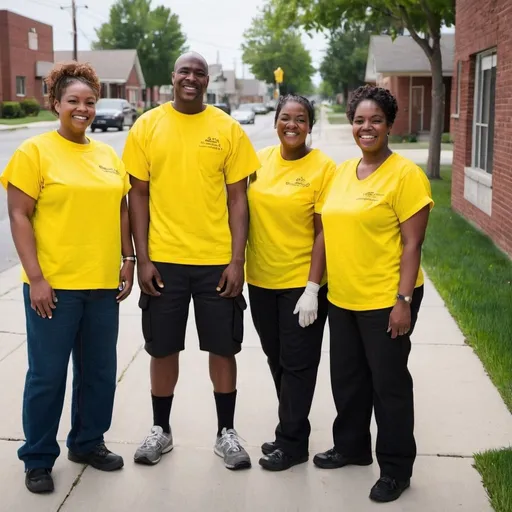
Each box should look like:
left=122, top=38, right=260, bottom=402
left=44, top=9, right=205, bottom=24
left=241, top=7, right=315, bottom=96
left=93, top=0, right=187, bottom=99
left=320, top=28, right=369, bottom=103
left=317, top=80, right=334, bottom=99
left=270, top=0, right=456, bottom=179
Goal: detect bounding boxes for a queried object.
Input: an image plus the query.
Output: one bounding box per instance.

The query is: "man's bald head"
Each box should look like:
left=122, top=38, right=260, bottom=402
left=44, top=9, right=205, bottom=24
left=173, top=52, right=208, bottom=73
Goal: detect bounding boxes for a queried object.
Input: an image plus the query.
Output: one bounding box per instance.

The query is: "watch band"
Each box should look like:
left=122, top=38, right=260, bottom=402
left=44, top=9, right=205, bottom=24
left=122, top=255, right=137, bottom=262
left=396, top=293, right=412, bottom=304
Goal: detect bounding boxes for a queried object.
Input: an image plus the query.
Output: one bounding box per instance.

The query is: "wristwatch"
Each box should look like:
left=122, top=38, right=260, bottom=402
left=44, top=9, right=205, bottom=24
left=122, top=255, right=137, bottom=263
left=396, top=293, right=412, bottom=304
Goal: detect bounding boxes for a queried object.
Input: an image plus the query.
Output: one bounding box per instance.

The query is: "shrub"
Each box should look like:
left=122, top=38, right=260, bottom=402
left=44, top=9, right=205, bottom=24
left=332, top=103, right=346, bottom=113
left=388, top=134, right=404, bottom=144
left=441, top=132, right=453, bottom=144
left=1, top=101, right=23, bottom=119
left=20, top=98, right=41, bottom=117
left=407, top=133, right=418, bottom=143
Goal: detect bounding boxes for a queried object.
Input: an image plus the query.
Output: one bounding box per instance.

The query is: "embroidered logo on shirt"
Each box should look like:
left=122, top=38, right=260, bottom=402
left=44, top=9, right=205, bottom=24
left=357, top=191, right=384, bottom=202
left=99, top=165, right=120, bottom=175
left=286, top=176, right=310, bottom=188
left=199, top=137, right=222, bottom=151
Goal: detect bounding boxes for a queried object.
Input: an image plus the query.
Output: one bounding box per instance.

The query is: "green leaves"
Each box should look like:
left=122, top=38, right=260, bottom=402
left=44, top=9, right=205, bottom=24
left=93, top=0, right=187, bottom=87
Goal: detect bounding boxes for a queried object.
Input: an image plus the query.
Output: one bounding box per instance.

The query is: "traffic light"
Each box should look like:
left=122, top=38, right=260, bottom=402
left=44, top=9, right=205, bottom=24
left=274, top=67, right=284, bottom=84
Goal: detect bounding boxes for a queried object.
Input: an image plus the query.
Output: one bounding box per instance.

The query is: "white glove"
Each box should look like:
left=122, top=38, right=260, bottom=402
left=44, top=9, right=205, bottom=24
left=293, top=281, right=320, bottom=328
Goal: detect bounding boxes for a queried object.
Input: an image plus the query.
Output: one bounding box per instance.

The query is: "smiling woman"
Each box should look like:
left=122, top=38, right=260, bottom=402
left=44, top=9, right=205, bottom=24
left=0, top=61, right=135, bottom=494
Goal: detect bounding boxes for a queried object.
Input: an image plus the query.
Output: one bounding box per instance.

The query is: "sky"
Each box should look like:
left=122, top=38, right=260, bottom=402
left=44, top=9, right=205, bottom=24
left=4, top=0, right=328, bottom=84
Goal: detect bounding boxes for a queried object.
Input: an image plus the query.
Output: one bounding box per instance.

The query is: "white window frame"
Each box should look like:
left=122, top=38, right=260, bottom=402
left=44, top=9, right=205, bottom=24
left=16, top=76, right=26, bottom=97
left=452, top=60, right=461, bottom=117
left=472, top=50, right=497, bottom=174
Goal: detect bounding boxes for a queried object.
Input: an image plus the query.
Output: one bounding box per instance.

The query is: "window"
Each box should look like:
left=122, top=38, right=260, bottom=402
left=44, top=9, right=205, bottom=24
left=28, top=30, right=38, bottom=50
left=42, top=80, right=48, bottom=96
left=16, top=76, right=26, bottom=96
left=472, top=50, right=497, bottom=174
left=453, top=60, right=461, bottom=115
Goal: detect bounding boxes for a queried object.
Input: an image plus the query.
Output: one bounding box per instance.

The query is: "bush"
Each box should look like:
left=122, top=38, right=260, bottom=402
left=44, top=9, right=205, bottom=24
left=441, top=132, right=453, bottom=144
left=1, top=101, right=23, bottom=119
left=331, top=103, right=346, bottom=113
left=388, top=134, right=404, bottom=144
left=407, top=133, right=418, bottom=143
left=20, top=98, right=40, bottom=117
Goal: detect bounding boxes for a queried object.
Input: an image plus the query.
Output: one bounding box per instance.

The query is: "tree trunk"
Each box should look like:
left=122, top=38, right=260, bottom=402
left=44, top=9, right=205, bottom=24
left=427, top=42, right=445, bottom=179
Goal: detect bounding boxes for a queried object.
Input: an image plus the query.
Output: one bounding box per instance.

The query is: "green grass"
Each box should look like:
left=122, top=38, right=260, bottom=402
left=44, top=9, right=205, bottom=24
left=474, top=448, right=512, bottom=512
left=390, top=142, right=453, bottom=151
left=327, top=113, right=350, bottom=125
left=0, top=110, right=56, bottom=125
left=421, top=166, right=512, bottom=512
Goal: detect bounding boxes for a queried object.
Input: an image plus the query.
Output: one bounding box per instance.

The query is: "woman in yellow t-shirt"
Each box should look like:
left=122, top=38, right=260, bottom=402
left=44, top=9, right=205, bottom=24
left=246, top=94, right=336, bottom=472
left=0, top=63, right=134, bottom=494
left=315, top=85, right=434, bottom=503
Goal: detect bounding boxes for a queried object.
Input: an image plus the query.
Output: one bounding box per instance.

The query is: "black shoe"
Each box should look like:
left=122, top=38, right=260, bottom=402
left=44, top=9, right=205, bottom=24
left=369, top=476, right=410, bottom=502
left=261, top=441, right=276, bottom=456
left=313, top=448, right=373, bottom=469
left=68, top=443, right=124, bottom=471
left=259, top=449, right=308, bottom=472
left=25, top=468, right=54, bottom=494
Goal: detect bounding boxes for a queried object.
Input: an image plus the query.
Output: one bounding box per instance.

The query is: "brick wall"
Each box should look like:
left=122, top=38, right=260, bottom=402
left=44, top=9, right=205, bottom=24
left=452, top=0, right=512, bottom=255
left=0, top=11, right=53, bottom=106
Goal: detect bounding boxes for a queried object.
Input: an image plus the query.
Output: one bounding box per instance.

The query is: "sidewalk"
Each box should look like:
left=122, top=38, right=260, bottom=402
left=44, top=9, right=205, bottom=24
left=1, top=262, right=511, bottom=511
left=0, top=121, right=59, bottom=132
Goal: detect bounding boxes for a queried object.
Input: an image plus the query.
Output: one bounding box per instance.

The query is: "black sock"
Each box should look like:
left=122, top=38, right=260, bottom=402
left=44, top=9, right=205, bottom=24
left=214, top=390, right=237, bottom=437
left=151, top=393, right=173, bottom=434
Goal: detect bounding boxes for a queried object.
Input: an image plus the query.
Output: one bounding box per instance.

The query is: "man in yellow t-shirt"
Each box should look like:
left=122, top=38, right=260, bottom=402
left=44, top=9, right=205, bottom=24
left=123, top=52, right=260, bottom=471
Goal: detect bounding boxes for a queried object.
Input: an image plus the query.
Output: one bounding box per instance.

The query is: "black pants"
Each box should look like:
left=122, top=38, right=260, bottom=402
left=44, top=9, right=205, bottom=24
left=328, top=286, right=424, bottom=480
left=248, top=284, right=328, bottom=456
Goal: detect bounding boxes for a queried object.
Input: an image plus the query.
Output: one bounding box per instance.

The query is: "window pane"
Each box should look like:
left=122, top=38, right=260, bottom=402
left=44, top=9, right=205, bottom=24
left=479, top=126, right=488, bottom=171
left=482, top=68, right=492, bottom=124
left=486, top=66, right=496, bottom=173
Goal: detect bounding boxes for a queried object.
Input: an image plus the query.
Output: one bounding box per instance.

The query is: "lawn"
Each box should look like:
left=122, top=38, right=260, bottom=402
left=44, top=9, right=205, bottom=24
left=390, top=142, right=453, bottom=151
left=327, top=113, right=350, bottom=125
left=0, top=110, right=56, bottom=125
left=421, top=165, right=512, bottom=512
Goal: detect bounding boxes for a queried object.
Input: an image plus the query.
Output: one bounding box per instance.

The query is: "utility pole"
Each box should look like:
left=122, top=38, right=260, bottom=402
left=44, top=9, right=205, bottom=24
left=61, top=1, right=88, bottom=61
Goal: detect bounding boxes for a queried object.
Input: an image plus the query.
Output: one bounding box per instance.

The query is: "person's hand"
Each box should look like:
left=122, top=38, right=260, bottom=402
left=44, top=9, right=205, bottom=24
left=387, top=301, right=411, bottom=339
left=293, top=281, right=320, bottom=328
left=30, top=277, right=57, bottom=319
left=217, top=261, right=244, bottom=298
left=137, top=261, right=164, bottom=296
left=117, top=260, right=135, bottom=302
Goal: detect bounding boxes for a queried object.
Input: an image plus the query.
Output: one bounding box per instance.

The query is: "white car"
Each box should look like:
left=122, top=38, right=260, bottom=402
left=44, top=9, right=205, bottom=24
left=232, top=105, right=256, bottom=124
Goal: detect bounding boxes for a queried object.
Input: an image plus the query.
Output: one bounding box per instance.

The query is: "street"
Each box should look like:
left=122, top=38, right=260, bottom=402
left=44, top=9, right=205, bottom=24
left=0, top=112, right=279, bottom=272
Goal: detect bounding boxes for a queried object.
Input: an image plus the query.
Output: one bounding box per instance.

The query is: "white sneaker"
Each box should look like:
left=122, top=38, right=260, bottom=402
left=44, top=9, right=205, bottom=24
left=214, top=428, right=251, bottom=470
left=134, top=426, right=173, bottom=465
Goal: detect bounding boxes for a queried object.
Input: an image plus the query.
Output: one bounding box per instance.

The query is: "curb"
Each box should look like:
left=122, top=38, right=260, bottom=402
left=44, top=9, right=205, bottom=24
left=0, top=125, right=29, bottom=133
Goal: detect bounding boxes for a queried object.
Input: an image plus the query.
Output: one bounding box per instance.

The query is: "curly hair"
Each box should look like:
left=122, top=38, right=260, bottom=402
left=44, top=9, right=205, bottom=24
left=274, top=94, right=316, bottom=129
left=346, top=85, right=398, bottom=125
left=45, top=62, right=101, bottom=115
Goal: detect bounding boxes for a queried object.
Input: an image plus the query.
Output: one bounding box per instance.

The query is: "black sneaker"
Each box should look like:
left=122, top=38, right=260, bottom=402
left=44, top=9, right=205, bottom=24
left=369, top=476, right=410, bottom=502
left=313, top=448, right=373, bottom=469
left=25, top=468, right=54, bottom=494
left=261, top=441, right=276, bottom=456
left=68, top=443, right=124, bottom=471
left=259, top=449, right=308, bottom=472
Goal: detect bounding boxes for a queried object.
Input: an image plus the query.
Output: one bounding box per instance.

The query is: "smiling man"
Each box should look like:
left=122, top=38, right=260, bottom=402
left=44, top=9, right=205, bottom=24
left=122, top=52, right=260, bottom=470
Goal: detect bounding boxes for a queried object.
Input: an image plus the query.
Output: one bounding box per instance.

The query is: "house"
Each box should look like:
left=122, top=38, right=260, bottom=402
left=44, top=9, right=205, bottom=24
left=450, top=0, right=512, bottom=256
left=365, top=34, right=455, bottom=137
left=54, top=50, right=146, bottom=108
left=237, top=78, right=269, bottom=105
left=0, top=10, right=54, bottom=106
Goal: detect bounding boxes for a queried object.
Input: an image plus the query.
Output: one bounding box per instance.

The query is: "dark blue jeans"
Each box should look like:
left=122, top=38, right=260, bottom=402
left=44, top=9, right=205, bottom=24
left=19, top=285, right=119, bottom=470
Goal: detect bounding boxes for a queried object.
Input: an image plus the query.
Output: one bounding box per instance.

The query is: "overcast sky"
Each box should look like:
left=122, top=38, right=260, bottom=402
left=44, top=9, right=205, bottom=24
left=4, top=0, right=328, bottom=84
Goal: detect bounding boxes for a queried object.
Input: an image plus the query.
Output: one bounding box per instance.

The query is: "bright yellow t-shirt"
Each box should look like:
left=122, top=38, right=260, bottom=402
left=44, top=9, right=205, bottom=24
left=322, top=153, right=434, bottom=311
left=0, top=131, right=130, bottom=289
left=246, top=145, right=336, bottom=289
left=122, top=103, right=261, bottom=265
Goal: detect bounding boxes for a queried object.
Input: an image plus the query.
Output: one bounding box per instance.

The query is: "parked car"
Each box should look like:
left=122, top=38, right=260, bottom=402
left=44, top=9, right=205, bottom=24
left=266, top=99, right=278, bottom=111
left=231, top=105, right=256, bottom=124
left=252, top=103, right=269, bottom=115
left=91, top=98, right=137, bottom=132
left=213, top=103, right=231, bottom=115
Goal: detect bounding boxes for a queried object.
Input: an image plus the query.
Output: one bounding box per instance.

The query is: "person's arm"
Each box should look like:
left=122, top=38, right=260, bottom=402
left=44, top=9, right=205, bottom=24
left=116, top=196, right=135, bottom=302
left=7, top=184, right=56, bottom=318
left=388, top=206, right=430, bottom=338
left=217, top=178, right=248, bottom=298
left=128, top=176, right=163, bottom=296
left=307, top=214, right=326, bottom=284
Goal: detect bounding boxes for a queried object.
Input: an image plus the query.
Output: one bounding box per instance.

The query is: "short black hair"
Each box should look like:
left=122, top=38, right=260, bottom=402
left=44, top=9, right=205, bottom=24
left=346, top=85, right=398, bottom=125
left=274, top=94, right=316, bottom=129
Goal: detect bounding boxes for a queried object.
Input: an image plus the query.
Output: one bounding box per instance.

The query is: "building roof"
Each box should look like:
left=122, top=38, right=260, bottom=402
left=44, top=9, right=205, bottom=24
left=365, top=33, right=455, bottom=81
left=54, top=49, right=146, bottom=86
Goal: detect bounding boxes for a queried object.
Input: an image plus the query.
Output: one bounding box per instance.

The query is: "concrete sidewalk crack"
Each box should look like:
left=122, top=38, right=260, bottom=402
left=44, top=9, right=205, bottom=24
left=56, top=465, right=87, bottom=512
left=116, top=345, right=143, bottom=384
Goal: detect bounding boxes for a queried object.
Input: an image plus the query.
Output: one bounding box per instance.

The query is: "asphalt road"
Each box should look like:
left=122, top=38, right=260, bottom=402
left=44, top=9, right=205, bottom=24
left=0, top=112, right=278, bottom=273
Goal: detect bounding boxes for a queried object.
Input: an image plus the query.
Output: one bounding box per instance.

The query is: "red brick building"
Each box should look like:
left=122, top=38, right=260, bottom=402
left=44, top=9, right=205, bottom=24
left=0, top=10, right=54, bottom=106
left=365, top=35, right=454, bottom=138
left=451, top=0, right=512, bottom=255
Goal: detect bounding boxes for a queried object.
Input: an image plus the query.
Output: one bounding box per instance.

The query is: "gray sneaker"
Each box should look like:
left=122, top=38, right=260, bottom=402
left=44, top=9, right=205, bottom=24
left=214, top=428, right=251, bottom=470
left=134, top=426, right=173, bottom=465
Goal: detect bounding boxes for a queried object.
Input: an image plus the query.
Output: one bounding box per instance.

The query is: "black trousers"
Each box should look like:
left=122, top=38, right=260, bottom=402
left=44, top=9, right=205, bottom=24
left=328, top=286, right=424, bottom=480
left=248, top=284, right=328, bottom=456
